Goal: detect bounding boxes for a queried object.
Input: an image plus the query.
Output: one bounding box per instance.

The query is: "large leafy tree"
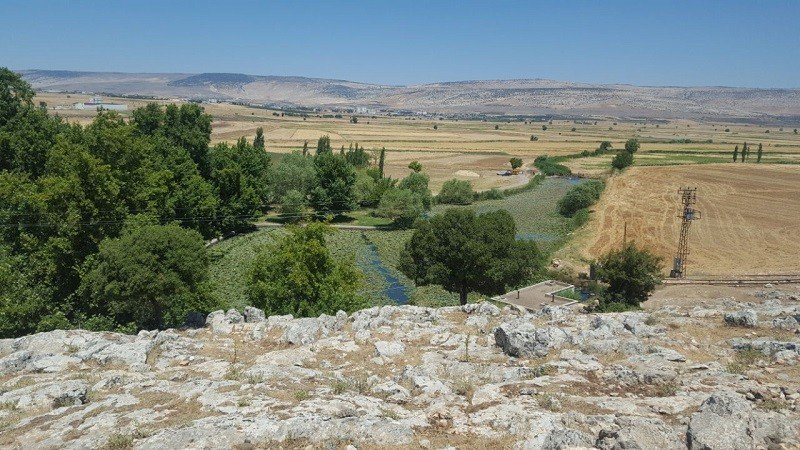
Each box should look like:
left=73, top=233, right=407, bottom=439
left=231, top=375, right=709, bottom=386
left=309, top=152, right=357, bottom=214
left=78, top=221, right=215, bottom=331
left=269, top=152, right=316, bottom=203
left=398, top=171, right=432, bottom=210
left=377, top=187, right=424, bottom=228
left=247, top=222, right=363, bottom=316
left=597, top=243, right=662, bottom=309
left=131, top=103, right=213, bottom=176
left=400, top=208, right=542, bottom=304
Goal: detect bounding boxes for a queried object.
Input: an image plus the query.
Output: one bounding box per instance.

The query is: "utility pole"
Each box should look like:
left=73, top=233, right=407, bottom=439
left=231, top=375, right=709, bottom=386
left=670, top=188, right=701, bottom=278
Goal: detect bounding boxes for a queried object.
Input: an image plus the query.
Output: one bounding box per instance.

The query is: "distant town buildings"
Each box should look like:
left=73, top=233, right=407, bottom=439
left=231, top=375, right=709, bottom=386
left=73, top=96, right=127, bottom=111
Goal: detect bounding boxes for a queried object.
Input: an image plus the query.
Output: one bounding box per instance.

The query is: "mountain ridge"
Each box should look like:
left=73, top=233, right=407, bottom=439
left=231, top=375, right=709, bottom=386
left=19, top=69, right=800, bottom=121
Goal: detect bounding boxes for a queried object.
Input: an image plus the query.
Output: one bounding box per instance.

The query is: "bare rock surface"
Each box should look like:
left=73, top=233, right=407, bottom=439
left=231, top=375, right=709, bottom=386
left=1, top=295, right=799, bottom=449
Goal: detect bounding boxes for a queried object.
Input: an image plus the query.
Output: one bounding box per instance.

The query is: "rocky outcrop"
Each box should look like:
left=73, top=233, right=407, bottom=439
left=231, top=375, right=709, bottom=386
left=1, top=292, right=799, bottom=449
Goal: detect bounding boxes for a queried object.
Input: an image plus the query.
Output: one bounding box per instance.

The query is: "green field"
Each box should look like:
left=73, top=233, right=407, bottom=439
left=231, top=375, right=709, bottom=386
left=208, top=176, right=582, bottom=309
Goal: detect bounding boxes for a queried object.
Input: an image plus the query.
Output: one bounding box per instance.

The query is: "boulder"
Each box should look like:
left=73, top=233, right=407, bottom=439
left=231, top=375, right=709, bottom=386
left=243, top=306, right=266, bottom=323
left=772, top=315, right=799, bottom=331
left=494, top=321, right=568, bottom=358
left=724, top=310, right=758, bottom=328
left=687, top=391, right=798, bottom=449
left=374, top=340, right=405, bottom=358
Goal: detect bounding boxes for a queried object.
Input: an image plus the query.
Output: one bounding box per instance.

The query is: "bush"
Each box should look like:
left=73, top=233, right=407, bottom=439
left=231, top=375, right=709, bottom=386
left=596, top=243, right=662, bottom=308
left=624, top=138, right=640, bottom=153
left=377, top=187, right=424, bottom=228
left=611, top=150, right=634, bottom=170
left=77, top=222, right=215, bottom=331
left=437, top=179, right=475, bottom=205
left=558, top=189, right=595, bottom=217
left=533, top=155, right=571, bottom=176
left=557, top=180, right=604, bottom=217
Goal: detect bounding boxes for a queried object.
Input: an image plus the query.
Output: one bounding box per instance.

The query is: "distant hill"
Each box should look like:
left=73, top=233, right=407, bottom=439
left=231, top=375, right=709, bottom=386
left=20, top=69, right=800, bottom=122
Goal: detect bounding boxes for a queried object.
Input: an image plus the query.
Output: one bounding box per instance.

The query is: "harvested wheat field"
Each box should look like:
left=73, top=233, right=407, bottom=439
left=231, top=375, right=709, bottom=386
left=579, top=163, right=800, bottom=276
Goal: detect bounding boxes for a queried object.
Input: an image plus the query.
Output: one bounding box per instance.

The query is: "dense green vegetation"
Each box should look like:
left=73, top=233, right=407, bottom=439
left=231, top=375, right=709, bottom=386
left=0, top=68, right=434, bottom=337
left=399, top=209, right=543, bottom=304
left=248, top=223, right=365, bottom=316
left=593, top=243, right=663, bottom=311
left=533, top=155, right=572, bottom=176
left=558, top=180, right=605, bottom=217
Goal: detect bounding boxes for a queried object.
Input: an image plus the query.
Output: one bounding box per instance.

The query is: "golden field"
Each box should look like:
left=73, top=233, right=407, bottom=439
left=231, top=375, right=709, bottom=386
left=570, top=164, right=800, bottom=276
left=36, top=93, right=800, bottom=192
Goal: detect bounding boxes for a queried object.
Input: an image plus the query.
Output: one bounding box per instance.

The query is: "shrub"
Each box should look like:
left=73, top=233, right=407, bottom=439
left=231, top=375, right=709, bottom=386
left=597, top=243, right=662, bottom=308
left=533, top=155, right=571, bottom=176
left=611, top=150, right=634, bottom=170
left=624, top=138, right=640, bottom=153
left=377, top=187, right=424, bottom=228
left=437, top=179, right=475, bottom=205
left=557, top=180, right=604, bottom=217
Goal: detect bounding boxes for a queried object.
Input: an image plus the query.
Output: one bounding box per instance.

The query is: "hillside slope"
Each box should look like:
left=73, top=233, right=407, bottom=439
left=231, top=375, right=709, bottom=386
left=1, top=287, right=799, bottom=448
left=20, top=69, right=800, bottom=121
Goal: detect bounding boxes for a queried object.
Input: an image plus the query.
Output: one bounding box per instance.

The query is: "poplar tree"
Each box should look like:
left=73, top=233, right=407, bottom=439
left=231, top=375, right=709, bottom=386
left=733, top=145, right=738, bottom=162
left=757, top=143, right=763, bottom=163
left=378, top=147, right=386, bottom=178
left=253, top=127, right=265, bottom=150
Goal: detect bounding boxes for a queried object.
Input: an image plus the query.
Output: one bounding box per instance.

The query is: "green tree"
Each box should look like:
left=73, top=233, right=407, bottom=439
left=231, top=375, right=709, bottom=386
left=77, top=222, right=215, bottom=331
left=756, top=143, right=763, bottom=163
left=624, top=138, right=640, bottom=154
left=0, top=67, right=35, bottom=127
left=247, top=223, right=364, bottom=316
left=399, top=209, right=542, bottom=305
left=558, top=180, right=604, bottom=217
left=596, top=243, right=662, bottom=309
left=302, top=140, right=309, bottom=156
left=437, top=179, right=474, bottom=205
left=279, top=189, right=306, bottom=222
left=509, top=157, right=523, bottom=170
left=309, top=152, right=357, bottom=214
left=355, top=171, right=395, bottom=207
left=377, top=187, right=424, bottom=227
left=269, top=152, right=316, bottom=202
left=596, top=141, right=613, bottom=154
left=408, top=160, right=423, bottom=173
left=253, top=127, right=265, bottom=150
left=398, top=171, right=432, bottom=209
left=611, top=150, right=634, bottom=170
left=345, top=143, right=371, bottom=168
left=733, top=145, right=738, bottom=162
left=378, top=147, right=386, bottom=178
left=316, top=135, right=332, bottom=155
left=741, top=142, right=748, bottom=162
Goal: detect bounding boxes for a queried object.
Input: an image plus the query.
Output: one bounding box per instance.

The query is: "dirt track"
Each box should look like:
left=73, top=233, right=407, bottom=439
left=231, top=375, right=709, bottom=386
left=579, top=164, right=800, bottom=276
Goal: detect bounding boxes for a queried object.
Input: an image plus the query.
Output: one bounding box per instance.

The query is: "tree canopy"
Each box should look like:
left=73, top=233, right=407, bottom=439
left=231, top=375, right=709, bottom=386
left=596, top=243, right=662, bottom=310
left=399, top=208, right=542, bottom=304
left=247, top=223, right=364, bottom=316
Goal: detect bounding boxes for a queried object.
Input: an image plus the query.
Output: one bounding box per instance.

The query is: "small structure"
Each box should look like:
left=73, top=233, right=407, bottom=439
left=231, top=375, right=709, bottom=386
left=492, top=280, right=579, bottom=311
left=74, top=96, right=127, bottom=111
left=670, top=187, right=701, bottom=278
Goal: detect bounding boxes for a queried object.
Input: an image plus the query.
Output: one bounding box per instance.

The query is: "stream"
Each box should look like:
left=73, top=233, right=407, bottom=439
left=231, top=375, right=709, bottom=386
left=362, top=238, right=410, bottom=305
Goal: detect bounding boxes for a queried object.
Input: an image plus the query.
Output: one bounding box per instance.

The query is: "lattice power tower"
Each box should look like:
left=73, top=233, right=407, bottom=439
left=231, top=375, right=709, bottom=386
left=670, top=188, right=701, bottom=278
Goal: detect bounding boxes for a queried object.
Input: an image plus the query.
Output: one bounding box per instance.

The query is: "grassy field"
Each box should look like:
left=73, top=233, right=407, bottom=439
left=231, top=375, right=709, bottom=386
left=208, top=176, right=581, bottom=309
left=564, top=164, right=800, bottom=276
left=36, top=92, right=800, bottom=193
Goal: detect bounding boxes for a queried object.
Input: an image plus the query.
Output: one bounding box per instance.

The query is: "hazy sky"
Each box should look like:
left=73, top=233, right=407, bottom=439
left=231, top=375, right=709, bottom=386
left=2, top=0, right=799, bottom=87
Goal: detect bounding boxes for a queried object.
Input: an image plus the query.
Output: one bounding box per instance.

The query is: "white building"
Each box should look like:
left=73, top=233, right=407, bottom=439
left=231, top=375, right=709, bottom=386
left=73, top=96, right=128, bottom=111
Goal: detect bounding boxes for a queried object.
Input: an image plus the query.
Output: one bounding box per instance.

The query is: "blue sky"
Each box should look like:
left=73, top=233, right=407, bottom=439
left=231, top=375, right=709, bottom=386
left=2, top=0, right=798, bottom=87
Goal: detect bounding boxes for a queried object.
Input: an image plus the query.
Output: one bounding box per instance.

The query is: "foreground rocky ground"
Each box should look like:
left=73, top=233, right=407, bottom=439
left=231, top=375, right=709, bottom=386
left=1, top=285, right=799, bottom=449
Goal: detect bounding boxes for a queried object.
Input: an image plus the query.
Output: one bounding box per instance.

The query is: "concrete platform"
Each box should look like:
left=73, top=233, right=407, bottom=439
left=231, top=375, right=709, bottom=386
left=492, top=280, right=578, bottom=311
